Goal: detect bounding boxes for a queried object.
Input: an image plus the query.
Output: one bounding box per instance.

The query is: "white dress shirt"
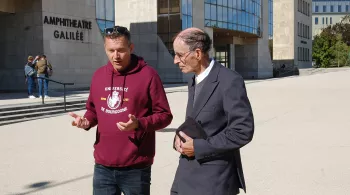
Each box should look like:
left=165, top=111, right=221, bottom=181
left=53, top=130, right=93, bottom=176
left=195, top=59, right=215, bottom=84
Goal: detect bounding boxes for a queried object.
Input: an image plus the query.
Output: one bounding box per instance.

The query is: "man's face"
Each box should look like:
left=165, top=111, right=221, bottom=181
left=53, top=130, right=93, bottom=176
left=104, top=36, right=134, bottom=72
left=173, top=38, right=200, bottom=74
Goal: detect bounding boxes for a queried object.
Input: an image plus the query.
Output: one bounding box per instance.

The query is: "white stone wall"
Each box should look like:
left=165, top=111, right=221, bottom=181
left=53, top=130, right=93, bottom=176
left=273, top=0, right=312, bottom=69
left=41, top=0, right=107, bottom=89
left=312, top=13, right=347, bottom=39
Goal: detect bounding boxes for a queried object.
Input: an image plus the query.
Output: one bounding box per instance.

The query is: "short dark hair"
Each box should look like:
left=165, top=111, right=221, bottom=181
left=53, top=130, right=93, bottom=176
left=174, top=30, right=212, bottom=54
left=42, top=54, right=46, bottom=58
left=104, top=26, right=131, bottom=45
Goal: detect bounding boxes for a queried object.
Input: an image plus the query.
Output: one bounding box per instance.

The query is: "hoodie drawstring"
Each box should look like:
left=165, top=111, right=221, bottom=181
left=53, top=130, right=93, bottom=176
left=110, top=71, right=114, bottom=98
left=121, top=75, right=126, bottom=107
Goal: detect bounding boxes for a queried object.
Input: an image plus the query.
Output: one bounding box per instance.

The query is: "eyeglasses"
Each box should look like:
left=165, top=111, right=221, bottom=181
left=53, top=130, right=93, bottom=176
left=104, top=26, right=130, bottom=39
left=175, top=51, right=193, bottom=63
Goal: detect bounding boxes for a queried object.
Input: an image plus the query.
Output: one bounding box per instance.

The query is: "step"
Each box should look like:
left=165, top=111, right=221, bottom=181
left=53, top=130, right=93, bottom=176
left=0, top=108, right=84, bottom=126
left=0, top=103, right=85, bottom=117
left=0, top=106, right=86, bottom=122
left=0, top=98, right=87, bottom=112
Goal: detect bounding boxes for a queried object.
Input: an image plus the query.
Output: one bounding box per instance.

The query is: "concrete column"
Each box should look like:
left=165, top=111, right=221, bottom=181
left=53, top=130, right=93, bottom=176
left=204, top=27, right=215, bottom=58
left=192, top=0, right=204, bottom=29
left=233, top=0, right=272, bottom=79
left=257, top=0, right=273, bottom=78
left=230, top=44, right=235, bottom=70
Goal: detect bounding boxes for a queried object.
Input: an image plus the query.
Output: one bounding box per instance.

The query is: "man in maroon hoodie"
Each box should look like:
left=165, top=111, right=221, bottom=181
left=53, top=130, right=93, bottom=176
left=69, top=26, right=173, bottom=195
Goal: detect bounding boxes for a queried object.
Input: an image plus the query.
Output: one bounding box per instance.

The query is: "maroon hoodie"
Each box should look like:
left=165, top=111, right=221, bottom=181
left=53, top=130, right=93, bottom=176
left=84, top=54, right=173, bottom=168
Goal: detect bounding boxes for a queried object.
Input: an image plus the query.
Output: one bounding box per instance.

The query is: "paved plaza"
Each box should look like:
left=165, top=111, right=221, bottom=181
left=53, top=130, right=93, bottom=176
left=1, top=69, right=350, bottom=195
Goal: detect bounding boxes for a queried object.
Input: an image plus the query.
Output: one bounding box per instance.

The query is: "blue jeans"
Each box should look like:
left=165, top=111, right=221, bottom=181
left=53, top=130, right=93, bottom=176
left=37, top=74, right=48, bottom=96
left=27, top=76, right=35, bottom=96
left=93, top=164, right=151, bottom=195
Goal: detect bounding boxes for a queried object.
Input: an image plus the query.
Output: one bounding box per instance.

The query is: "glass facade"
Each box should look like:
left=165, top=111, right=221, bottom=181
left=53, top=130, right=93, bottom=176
left=96, top=0, right=115, bottom=32
left=182, top=0, right=193, bottom=29
left=157, top=0, right=181, bottom=54
left=204, top=0, right=262, bottom=36
left=268, top=0, right=273, bottom=39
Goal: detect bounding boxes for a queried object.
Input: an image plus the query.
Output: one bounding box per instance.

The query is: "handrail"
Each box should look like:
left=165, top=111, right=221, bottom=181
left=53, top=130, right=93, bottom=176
left=34, top=76, right=74, bottom=112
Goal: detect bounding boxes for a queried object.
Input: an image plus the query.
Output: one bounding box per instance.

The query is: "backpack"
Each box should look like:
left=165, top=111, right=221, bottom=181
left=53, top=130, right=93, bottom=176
left=24, top=64, right=36, bottom=77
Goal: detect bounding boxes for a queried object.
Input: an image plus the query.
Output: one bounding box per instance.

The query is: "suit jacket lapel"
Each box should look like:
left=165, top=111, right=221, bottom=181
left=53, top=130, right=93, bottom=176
left=186, top=76, right=195, bottom=117
left=191, top=62, right=221, bottom=119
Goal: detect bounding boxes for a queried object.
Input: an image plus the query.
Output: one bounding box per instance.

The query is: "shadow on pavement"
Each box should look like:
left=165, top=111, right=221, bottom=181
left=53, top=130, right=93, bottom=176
left=27, top=181, right=53, bottom=189
left=158, top=128, right=177, bottom=133
left=8, top=174, right=92, bottom=195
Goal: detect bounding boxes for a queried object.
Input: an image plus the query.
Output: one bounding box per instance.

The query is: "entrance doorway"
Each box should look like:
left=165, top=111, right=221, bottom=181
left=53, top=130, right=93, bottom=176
left=214, top=44, right=230, bottom=69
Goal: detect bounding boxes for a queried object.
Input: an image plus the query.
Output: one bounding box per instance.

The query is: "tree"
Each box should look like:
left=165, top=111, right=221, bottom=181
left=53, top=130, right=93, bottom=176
left=331, top=34, right=349, bottom=67
left=312, top=14, right=350, bottom=67
left=312, top=32, right=336, bottom=68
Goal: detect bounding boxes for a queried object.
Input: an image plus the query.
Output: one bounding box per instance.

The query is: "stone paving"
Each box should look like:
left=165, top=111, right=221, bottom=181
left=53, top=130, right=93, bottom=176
left=1, top=69, right=350, bottom=194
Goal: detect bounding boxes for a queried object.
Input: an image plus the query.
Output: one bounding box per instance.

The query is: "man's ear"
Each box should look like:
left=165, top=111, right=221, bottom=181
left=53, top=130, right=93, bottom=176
left=129, top=43, right=135, bottom=53
left=195, top=48, right=202, bottom=61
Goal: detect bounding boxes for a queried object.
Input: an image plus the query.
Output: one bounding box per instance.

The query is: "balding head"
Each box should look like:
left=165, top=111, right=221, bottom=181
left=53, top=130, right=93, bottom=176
left=173, top=28, right=212, bottom=75
left=174, top=28, right=212, bottom=55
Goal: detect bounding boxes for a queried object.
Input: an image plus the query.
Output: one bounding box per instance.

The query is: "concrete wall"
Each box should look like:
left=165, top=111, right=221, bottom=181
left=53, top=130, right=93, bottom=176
left=193, top=0, right=204, bottom=29
left=115, top=0, right=184, bottom=83
left=273, top=0, right=295, bottom=61
left=235, top=0, right=272, bottom=79
left=0, top=0, right=44, bottom=91
left=41, top=0, right=107, bottom=89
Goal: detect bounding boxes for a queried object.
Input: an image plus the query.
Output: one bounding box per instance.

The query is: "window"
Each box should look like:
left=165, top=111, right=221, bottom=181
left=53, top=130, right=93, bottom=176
left=338, top=5, right=342, bottom=12
left=322, top=17, right=324, bottom=24
left=323, top=5, right=326, bottom=12
left=182, top=0, right=193, bottom=29
left=331, top=5, right=333, bottom=12
left=315, top=17, right=318, bottom=25
left=205, top=0, right=263, bottom=37
left=157, top=0, right=182, bottom=54
left=330, top=17, right=333, bottom=24
left=315, top=5, right=319, bottom=12
left=96, top=0, right=115, bottom=33
left=326, top=17, right=328, bottom=24
left=346, top=5, right=349, bottom=12
left=308, top=3, right=310, bottom=16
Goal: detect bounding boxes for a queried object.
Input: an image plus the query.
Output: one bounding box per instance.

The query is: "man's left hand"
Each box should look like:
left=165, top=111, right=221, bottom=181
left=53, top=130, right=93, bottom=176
left=117, top=114, right=139, bottom=131
left=179, top=131, right=195, bottom=157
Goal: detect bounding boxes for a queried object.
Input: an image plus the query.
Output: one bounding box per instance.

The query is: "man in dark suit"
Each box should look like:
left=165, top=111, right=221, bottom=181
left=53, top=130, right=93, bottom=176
left=170, top=27, right=255, bottom=195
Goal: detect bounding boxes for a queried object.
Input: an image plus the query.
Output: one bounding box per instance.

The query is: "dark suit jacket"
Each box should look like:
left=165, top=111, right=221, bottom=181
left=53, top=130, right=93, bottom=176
left=171, top=62, right=254, bottom=195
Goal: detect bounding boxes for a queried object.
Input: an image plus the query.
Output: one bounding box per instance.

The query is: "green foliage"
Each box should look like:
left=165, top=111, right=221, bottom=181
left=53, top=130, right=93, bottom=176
left=312, top=15, right=350, bottom=67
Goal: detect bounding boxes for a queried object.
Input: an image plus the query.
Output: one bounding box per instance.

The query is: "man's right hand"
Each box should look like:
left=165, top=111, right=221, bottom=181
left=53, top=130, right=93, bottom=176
left=174, top=135, right=181, bottom=153
left=69, top=112, right=90, bottom=129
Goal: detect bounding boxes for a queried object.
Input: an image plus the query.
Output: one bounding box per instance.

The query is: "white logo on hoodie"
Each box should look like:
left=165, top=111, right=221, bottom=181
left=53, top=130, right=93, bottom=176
left=107, top=91, right=121, bottom=110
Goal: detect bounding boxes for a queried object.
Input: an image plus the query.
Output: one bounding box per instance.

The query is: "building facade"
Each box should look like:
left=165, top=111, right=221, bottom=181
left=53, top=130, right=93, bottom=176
left=116, top=0, right=274, bottom=82
left=273, top=0, right=312, bottom=69
left=0, top=0, right=309, bottom=91
left=312, top=0, right=350, bottom=39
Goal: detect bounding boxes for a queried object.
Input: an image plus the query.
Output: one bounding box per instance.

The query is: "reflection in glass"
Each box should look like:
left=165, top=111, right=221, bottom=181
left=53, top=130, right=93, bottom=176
left=96, top=0, right=115, bottom=33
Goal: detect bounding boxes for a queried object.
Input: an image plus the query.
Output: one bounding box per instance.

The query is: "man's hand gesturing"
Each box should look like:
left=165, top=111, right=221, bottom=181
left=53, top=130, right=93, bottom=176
left=69, top=112, right=90, bottom=129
